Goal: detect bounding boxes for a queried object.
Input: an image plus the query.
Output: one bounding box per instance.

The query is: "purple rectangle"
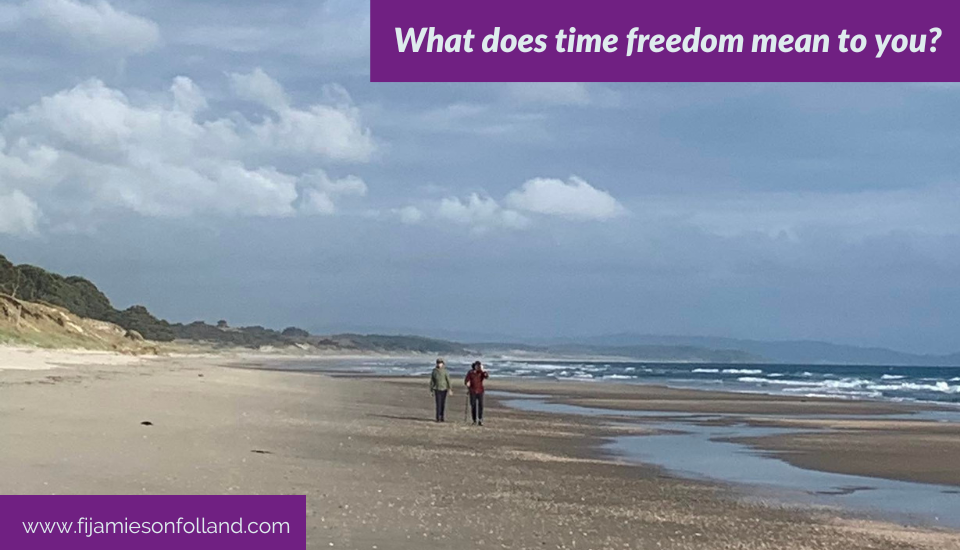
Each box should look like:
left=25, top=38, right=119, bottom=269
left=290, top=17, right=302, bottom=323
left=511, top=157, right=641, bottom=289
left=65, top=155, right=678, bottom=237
left=1, top=495, right=306, bottom=549
left=371, top=0, right=956, bottom=82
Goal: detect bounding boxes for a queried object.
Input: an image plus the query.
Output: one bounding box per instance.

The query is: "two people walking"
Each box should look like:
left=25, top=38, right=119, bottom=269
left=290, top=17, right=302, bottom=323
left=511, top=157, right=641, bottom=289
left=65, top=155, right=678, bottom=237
left=429, top=358, right=489, bottom=425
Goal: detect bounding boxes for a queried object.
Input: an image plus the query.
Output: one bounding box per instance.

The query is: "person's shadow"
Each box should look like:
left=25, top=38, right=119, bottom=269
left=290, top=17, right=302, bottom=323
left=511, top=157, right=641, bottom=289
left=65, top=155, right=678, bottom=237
left=368, top=413, right=436, bottom=423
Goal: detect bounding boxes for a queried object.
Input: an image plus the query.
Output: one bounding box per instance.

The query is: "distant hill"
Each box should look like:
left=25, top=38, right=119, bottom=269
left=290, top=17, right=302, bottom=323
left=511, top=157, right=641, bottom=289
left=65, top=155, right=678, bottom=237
left=544, top=333, right=960, bottom=367
left=473, top=342, right=763, bottom=363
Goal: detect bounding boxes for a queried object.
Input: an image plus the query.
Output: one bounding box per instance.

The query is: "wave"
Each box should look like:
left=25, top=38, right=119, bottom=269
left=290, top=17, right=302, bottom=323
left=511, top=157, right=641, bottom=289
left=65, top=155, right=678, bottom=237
left=738, top=377, right=818, bottom=386
left=722, top=369, right=763, bottom=375
left=692, top=368, right=720, bottom=373
left=737, top=376, right=960, bottom=395
left=881, top=374, right=905, bottom=380
left=603, top=374, right=634, bottom=380
left=889, top=381, right=960, bottom=394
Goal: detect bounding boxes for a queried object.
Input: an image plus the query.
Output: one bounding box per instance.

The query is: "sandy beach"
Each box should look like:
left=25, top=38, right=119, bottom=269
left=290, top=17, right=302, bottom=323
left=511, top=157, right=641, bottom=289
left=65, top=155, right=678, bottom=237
left=2, top=351, right=960, bottom=549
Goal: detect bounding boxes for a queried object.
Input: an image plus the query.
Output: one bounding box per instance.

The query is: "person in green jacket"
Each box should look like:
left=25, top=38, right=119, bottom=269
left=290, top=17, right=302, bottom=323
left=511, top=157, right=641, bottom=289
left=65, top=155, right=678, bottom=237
left=429, top=358, right=453, bottom=422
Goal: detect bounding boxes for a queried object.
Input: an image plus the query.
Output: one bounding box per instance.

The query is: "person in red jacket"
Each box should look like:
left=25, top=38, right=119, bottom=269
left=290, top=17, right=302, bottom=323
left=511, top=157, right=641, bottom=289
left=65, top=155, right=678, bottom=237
left=464, top=361, right=489, bottom=426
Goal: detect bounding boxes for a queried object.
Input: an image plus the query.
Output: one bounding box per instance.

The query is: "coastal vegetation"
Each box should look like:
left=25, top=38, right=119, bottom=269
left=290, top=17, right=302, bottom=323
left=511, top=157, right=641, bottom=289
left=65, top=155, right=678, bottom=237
left=6, top=252, right=955, bottom=365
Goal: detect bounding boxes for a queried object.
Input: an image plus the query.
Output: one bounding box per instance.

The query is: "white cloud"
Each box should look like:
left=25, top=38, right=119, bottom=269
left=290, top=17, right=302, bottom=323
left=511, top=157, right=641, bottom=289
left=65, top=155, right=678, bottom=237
left=505, top=176, right=625, bottom=220
left=0, top=71, right=374, bottom=226
left=296, top=170, right=367, bottom=215
left=229, top=69, right=374, bottom=162
left=10, top=0, right=161, bottom=54
left=0, top=190, right=41, bottom=235
left=436, top=194, right=529, bottom=233
left=170, top=76, right=208, bottom=115
left=395, top=205, right=423, bottom=225
left=230, top=68, right=290, bottom=110
left=416, top=176, right=623, bottom=234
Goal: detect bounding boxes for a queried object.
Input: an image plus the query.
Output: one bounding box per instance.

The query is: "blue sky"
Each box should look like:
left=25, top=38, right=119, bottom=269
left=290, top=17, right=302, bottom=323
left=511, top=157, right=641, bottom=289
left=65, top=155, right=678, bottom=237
left=1, top=1, right=958, bottom=353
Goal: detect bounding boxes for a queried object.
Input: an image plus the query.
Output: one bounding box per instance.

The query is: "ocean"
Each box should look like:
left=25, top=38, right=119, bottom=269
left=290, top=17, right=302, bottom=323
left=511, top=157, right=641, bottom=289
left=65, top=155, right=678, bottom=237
left=344, top=359, right=960, bottom=405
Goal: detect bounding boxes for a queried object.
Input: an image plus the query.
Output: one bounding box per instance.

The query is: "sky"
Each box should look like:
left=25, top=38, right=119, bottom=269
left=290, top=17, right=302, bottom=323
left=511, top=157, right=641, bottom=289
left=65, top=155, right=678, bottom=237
left=0, top=0, right=958, bottom=354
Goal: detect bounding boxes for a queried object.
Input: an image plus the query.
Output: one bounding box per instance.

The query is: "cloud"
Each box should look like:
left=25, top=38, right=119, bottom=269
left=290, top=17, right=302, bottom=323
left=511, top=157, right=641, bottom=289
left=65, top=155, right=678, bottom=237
left=0, top=70, right=374, bottom=226
left=0, top=190, right=41, bottom=235
left=412, top=176, right=624, bottom=234
left=436, top=194, right=529, bottom=233
left=230, top=67, right=290, bottom=110
left=395, top=205, right=423, bottom=225
left=505, top=176, right=626, bottom=220
left=229, top=69, right=374, bottom=162
left=296, top=170, right=367, bottom=215
left=8, top=0, right=161, bottom=54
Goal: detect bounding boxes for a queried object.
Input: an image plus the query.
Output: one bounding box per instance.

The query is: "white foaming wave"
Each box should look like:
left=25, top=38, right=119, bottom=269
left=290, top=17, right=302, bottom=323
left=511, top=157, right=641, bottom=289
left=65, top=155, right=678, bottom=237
left=814, top=379, right=875, bottom=390
left=780, top=386, right=883, bottom=398
left=738, top=376, right=960, bottom=396
left=768, top=373, right=785, bottom=378
left=882, top=381, right=960, bottom=394
left=738, top=377, right=816, bottom=386
left=881, top=374, right=906, bottom=380
left=603, top=374, right=634, bottom=380
left=499, top=362, right=597, bottom=374
left=692, top=368, right=720, bottom=373
left=722, top=369, right=763, bottom=375
left=796, top=392, right=881, bottom=400
left=528, top=363, right=582, bottom=371
left=738, top=377, right=873, bottom=389
left=952, top=377, right=960, bottom=382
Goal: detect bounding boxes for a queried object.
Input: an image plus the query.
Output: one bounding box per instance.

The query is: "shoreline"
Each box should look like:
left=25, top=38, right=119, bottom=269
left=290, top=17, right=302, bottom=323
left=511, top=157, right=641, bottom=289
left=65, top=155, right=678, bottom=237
left=230, top=355, right=960, bottom=488
left=185, top=357, right=960, bottom=523
left=238, top=353, right=960, bottom=408
left=465, top=378, right=960, bottom=488
left=3, top=350, right=960, bottom=548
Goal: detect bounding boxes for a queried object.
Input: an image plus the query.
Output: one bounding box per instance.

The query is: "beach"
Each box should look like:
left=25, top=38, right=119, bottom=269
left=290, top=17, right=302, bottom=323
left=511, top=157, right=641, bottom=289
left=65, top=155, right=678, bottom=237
left=2, top=351, right=960, bottom=549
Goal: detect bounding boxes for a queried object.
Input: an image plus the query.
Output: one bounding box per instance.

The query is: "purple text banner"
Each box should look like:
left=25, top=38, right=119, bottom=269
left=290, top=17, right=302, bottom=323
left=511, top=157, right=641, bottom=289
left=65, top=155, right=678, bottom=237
left=1, top=495, right=306, bottom=549
left=370, top=0, right=956, bottom=82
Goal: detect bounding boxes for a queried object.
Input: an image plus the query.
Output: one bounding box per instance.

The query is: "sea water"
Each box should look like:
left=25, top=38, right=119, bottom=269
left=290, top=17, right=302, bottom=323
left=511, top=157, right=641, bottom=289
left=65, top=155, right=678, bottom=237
left=310, top=358, right=960, bottom=405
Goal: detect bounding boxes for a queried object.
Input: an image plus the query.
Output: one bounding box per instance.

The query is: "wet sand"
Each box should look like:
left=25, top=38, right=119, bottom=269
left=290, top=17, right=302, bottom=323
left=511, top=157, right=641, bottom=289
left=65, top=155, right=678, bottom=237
left=2, top=354, right=959, bottom=549
left=728, top=419, right=960, bottom=487
left=463, top=378, right=960, bottom=488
